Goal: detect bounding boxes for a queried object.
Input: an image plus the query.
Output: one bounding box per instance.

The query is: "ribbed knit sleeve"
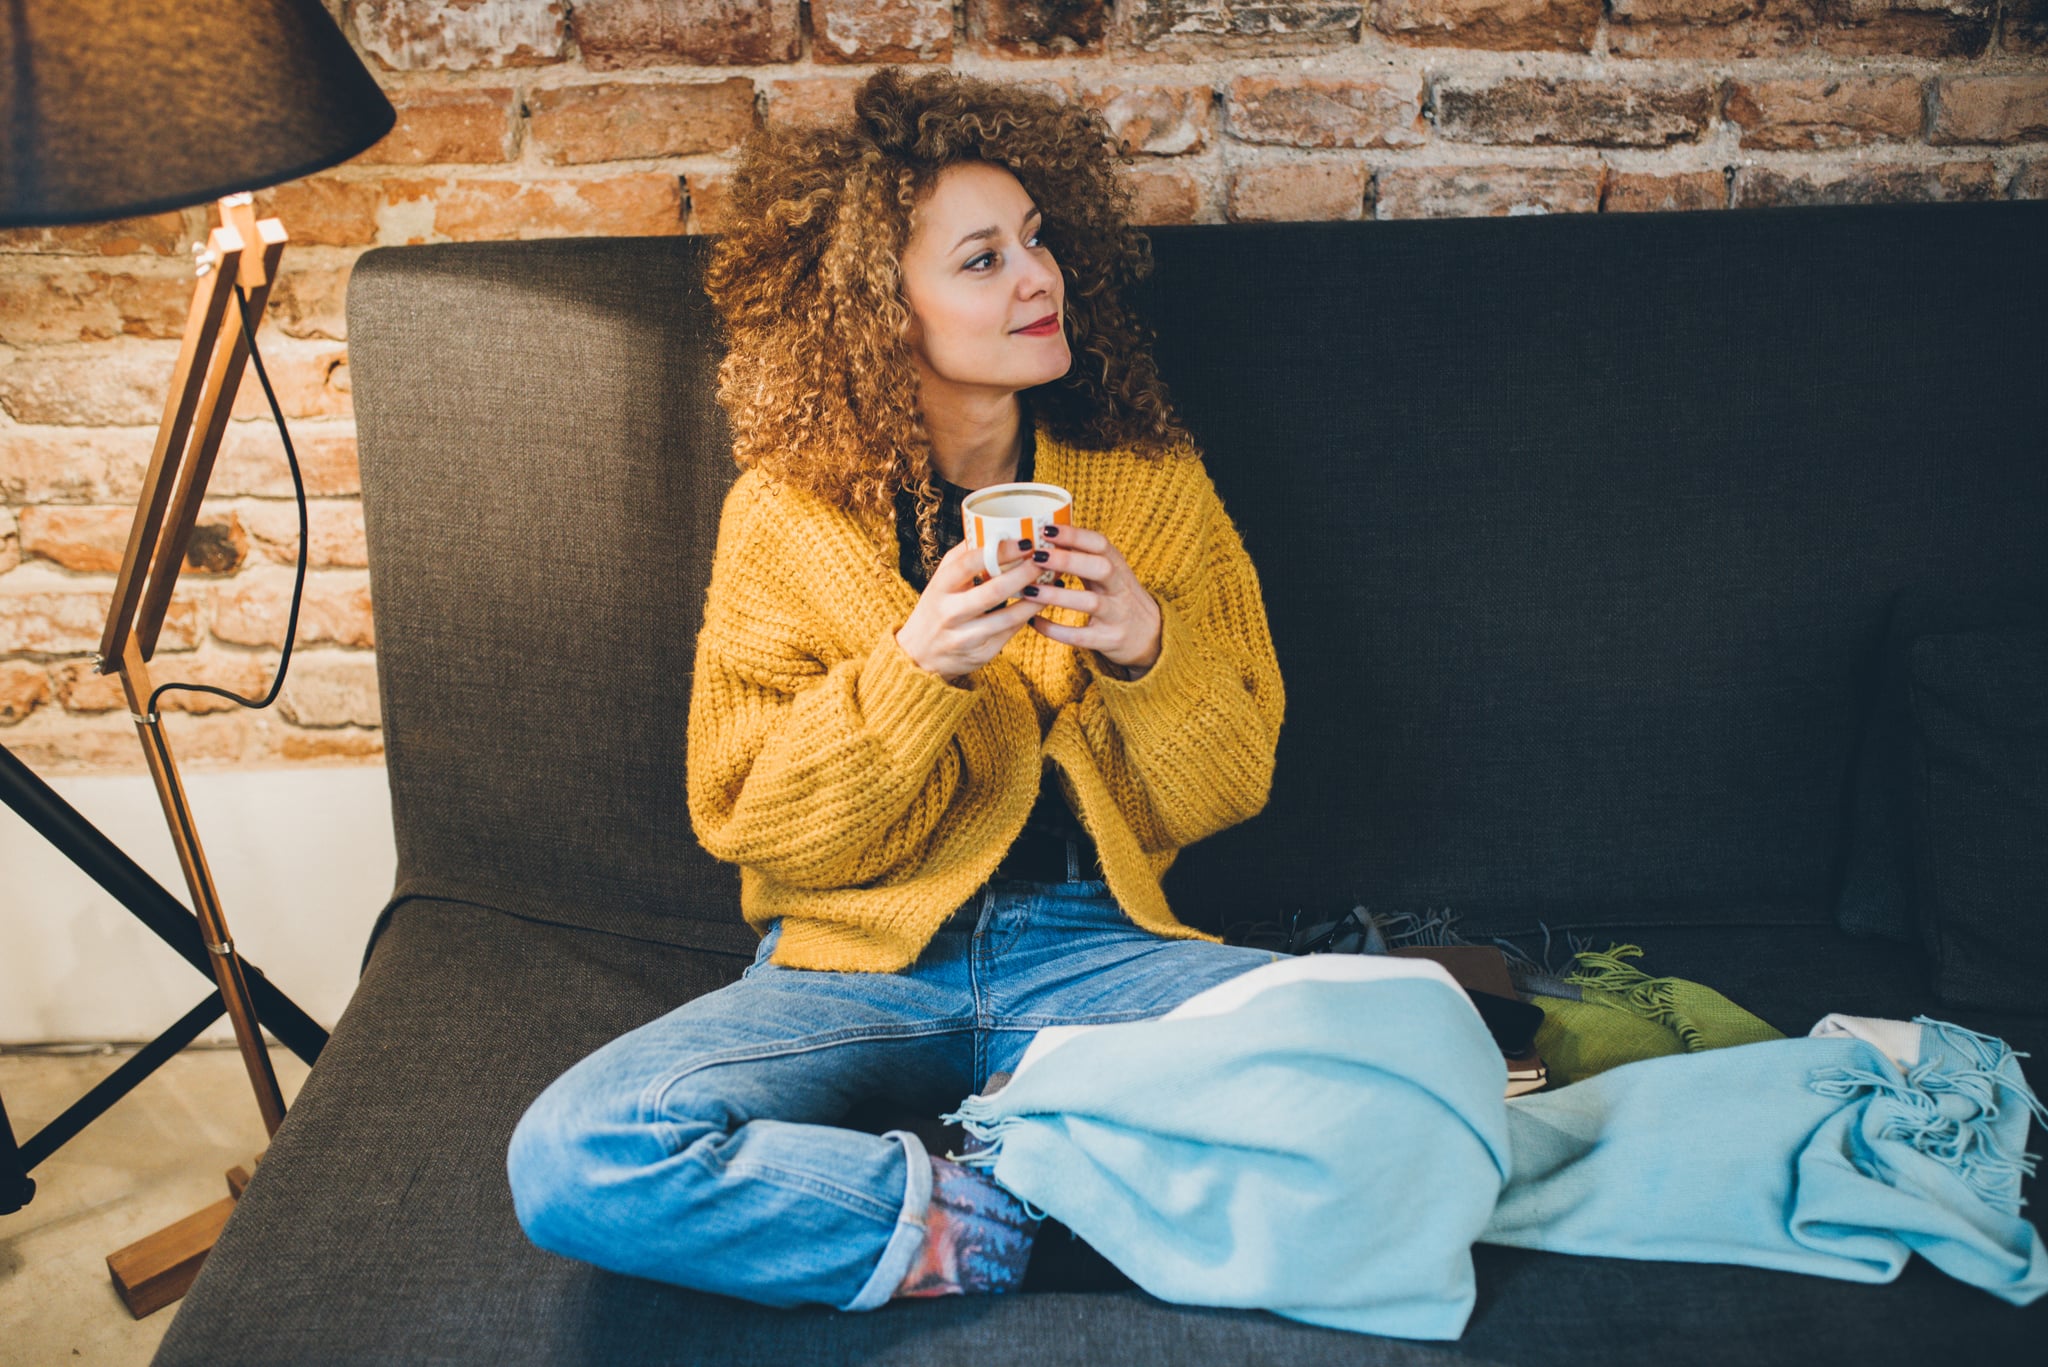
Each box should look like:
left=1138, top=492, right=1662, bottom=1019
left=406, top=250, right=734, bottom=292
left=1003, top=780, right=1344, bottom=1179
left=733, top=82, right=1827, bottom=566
left=1075, top=461, right=1286, bottom=849
left=685, top=479, right=982, bottom=890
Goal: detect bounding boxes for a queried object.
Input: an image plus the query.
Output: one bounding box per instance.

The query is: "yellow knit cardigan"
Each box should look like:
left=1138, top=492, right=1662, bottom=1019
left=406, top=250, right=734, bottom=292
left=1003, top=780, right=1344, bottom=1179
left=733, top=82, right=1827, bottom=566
left=685, top=420, right=1287, bottom=972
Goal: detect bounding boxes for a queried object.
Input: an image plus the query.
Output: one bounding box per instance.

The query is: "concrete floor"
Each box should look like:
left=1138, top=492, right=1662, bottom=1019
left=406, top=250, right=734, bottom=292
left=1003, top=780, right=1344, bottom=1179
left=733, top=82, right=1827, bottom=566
left=1, top=1042, right=311, bottom=1365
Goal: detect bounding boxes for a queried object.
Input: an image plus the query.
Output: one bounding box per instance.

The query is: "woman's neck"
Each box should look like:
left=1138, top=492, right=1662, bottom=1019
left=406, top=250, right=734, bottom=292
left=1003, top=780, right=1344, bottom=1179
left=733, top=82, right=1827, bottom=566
left=926, top=394, right=1026, bottom=489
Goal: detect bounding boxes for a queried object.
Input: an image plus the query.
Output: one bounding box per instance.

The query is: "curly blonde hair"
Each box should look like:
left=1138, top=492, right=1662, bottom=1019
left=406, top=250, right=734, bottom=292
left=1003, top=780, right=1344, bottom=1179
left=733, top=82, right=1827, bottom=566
left=702, top=65, right=1198, bottom=580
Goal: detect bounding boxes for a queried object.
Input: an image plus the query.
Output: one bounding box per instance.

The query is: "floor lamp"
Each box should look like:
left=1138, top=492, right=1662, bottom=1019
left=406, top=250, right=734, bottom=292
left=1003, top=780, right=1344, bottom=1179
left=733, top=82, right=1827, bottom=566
left=1, top=0, right=394, bottom=1314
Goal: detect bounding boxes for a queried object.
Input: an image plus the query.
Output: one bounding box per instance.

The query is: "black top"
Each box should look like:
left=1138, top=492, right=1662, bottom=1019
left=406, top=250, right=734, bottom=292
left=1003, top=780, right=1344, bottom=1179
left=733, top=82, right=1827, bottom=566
left=891, top=409, right=1093, bottom=857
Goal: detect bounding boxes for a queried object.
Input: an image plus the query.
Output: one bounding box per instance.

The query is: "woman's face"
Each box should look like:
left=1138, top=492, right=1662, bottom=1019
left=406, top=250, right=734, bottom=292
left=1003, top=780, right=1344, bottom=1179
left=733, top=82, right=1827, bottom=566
left=899, top=161, right=1071, bottom=401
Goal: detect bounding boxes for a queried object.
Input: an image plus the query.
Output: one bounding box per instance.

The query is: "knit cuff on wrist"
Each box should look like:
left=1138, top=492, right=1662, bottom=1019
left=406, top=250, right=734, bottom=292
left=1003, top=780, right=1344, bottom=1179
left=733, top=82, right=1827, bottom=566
left=1086, top=595, right=1211, bottom=747
left=856, top=627, right=981, bottom=774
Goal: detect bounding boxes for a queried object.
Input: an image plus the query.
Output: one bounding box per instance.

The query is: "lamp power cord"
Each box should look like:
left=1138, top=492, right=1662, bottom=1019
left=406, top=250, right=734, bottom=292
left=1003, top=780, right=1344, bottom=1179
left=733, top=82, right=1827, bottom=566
left=144, top=279, right=310, bottom=721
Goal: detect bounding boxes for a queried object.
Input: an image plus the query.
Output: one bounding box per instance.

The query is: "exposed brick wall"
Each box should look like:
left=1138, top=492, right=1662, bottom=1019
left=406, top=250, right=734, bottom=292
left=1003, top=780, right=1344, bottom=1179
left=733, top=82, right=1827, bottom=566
left=1, top=0, right=2043, bottom=774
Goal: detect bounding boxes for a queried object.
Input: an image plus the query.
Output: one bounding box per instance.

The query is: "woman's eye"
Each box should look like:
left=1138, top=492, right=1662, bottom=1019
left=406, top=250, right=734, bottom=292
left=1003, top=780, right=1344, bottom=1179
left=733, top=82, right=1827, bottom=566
left=967, top=233, right=1043, bottom=272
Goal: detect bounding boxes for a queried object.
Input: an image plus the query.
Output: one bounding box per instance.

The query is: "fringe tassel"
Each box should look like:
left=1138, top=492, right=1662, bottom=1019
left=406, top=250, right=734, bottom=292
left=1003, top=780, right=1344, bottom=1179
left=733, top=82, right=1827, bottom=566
left=1808, top=1018, right=2048, bottom=1215
left=1561, top=945, right=1708, bottom=1052
left=938, top=1095, right=1011, bottom=1173
left=934, top=1098, right=1047, bottom=1220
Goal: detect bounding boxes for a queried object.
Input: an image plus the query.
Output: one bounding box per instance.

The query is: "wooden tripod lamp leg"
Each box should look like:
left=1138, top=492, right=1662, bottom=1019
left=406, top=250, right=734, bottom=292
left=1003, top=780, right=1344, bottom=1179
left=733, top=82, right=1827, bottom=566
left=99, top=192, right=294, bottom=1314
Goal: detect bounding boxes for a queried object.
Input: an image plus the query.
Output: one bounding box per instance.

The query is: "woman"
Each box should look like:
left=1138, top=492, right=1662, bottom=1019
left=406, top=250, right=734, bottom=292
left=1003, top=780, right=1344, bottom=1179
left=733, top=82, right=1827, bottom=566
left=506, top=66, right=1287, bottom=1313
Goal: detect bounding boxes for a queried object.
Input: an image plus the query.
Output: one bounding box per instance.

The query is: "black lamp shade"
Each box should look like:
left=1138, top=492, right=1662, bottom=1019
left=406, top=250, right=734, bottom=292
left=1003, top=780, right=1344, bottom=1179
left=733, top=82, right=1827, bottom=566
left=1, top=0, right=396, bottom=228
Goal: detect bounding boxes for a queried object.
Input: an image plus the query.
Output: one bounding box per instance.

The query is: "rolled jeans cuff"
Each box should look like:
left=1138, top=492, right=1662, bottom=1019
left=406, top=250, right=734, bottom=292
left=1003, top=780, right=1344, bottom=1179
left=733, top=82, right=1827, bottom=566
left=839, top=1128, right=933, bottom=1312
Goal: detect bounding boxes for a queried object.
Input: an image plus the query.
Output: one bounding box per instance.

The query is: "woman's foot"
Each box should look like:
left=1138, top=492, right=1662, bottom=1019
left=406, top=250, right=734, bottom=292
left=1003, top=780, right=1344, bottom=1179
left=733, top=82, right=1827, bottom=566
left=892, top=1151, right=1040, bottom=1298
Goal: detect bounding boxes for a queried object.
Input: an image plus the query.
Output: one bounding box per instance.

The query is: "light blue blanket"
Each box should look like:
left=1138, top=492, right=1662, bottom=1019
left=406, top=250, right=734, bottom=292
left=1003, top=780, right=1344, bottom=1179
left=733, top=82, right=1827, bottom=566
left=941, top=956, right=2048, bottom=1339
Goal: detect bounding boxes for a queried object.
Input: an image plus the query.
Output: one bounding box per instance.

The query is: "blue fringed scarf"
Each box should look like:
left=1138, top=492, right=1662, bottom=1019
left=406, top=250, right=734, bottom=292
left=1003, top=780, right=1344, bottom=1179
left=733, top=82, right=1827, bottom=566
left=941, top=957, right=2048, bottom=1339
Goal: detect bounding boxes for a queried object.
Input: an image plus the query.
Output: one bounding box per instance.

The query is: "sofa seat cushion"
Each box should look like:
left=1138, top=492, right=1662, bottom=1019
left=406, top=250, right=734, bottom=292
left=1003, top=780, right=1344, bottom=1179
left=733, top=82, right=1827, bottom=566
left=155, top=899, right=2046, bottom=1366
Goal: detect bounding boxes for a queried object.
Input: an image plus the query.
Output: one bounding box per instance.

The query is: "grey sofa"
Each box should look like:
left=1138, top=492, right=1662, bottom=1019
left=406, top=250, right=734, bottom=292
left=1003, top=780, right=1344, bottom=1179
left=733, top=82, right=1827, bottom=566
left=156, top=199, right=2048, bottom=1364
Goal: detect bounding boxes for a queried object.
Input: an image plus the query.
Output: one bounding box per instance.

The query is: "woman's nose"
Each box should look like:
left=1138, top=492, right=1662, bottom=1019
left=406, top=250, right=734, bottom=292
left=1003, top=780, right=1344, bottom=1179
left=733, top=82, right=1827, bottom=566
left=1020, top=259, right=1058, bottom=298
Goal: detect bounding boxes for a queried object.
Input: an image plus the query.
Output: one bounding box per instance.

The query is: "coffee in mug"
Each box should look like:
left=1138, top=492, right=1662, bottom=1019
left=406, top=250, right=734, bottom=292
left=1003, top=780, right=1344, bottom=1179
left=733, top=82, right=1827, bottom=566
left=961, top=482, right=1073, bottom=588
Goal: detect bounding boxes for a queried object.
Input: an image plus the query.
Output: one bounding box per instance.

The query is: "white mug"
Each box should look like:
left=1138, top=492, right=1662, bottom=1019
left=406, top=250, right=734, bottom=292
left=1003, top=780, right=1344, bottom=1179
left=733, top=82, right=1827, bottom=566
left=961, top=482, right=1073, bottom=587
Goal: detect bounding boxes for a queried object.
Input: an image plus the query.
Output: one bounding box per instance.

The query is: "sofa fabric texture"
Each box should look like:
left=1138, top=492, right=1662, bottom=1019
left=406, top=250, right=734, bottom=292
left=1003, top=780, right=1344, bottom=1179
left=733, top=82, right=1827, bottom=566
left=155, top=200, right=2048, bottom=1365
left=1835, top=585, right=2048, bottom=946
left=1906, top=618, right=2048, bottom=1009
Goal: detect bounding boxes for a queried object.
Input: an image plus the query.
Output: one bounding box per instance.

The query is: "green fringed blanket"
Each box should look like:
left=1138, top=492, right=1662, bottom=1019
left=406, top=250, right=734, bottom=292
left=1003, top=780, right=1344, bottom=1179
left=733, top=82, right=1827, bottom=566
left=1534, top=943, right=1785, bottom=1086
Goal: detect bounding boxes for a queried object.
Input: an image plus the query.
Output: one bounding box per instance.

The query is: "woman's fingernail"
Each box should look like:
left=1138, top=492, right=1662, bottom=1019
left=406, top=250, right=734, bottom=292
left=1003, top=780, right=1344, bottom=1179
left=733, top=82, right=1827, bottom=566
left=1043, top=525, right=1059, bottom=538
left=1017, top=537, right=1032, bottom=550
left=1032, top=550, right=1050, bottom=563
left=1023, top=585, right=1040, bottom=597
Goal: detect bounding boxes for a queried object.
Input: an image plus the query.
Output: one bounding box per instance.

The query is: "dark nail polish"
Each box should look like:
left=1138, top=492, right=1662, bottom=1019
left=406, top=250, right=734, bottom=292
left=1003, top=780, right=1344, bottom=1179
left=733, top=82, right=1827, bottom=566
left=1018, top=537, right=1032, bottom=550
left=1023, top=585, right=1040, bottom=597
left=1043, top=525, right=1059, bottom=538
left=1032, top=550, right=1050, bottom=563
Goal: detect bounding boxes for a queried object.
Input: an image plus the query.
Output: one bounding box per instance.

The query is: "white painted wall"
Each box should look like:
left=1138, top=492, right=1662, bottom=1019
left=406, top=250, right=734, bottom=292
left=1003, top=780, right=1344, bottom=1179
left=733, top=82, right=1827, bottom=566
left=1, top=765, right=396, bottom=1043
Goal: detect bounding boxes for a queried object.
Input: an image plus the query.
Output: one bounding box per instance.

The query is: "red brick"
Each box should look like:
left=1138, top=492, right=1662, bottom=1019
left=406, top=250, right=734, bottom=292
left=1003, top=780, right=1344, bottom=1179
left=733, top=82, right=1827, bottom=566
left=1929, top=76, right=2048, bottom=145
left=185, top=506, right=253, bottom=574
left=408, top=175, right=687, bottom=241
left=0, top=266, right=194, bottom=346
left=16, top=503, right=246, bottom=575
left=228, top=342, right=352, bottom=423
left=1375, top=164, right=1605, bottom=217
left=1, top=708, right=255, bottom=773
left=1435, top=77, right=1718, bottom=148
left=21, top=506, right=136, bottom=574
left=252, top=176, right=385, bottom=247
left=277, top=651, right=383, bottom=728
left=0, top=429, right=155, bottom=504
left=572, top=0, right=802, bottom=68
left=813, top=0, right=953, bottom=62
left=1608, top=0, right=1815, bottom=59
left=1732, top=159, right=2001, bottom=206
left=763, top=77, right=866, bottom=129
left=0, top=659, right=49, bottom=725
left=235, top=499, right=370, bottom=569
left=1124, top=0, right=1363, bottom=47
left=1813, top=0, right=1993, bottom=58
left=212, top=568, right=375, bottom=649
left=1119, top=165, right=1205, bottom=223
left=1726, top=76, right=1926, bottom=150
left=51, top=649, right=275, bottom=716
left=264, top=262, right=354, bottom=342
left=347, top=87, right=521, bottom=166
left=684, top=173, right=735, bottom=235
left=973, top=0, right=1112, bottom=54
left=0, top=574, right=206, bottom=654
left=1375, top=0, right=1599, bottom=50
left=1227, top=76, right=1427, bottom=150
left=1, top=344, right=344, bottom=436
left=1226, top=162, right=1370, bottom=221
left=2012, top=159, right=2048, bottom=198
left=0, top=345, right=183, bottom=426
left=528, top=79, right=759, bottom=165
left=347, top=0, right=569, bottom=70
left=273, top=726, right=387, bottom=762
left=47, top=659, right=123, bottom=713
left=0, top=208, right=197, bottom=257
left=1603, top=168, right=1729, bottom=211
left=0, top=508, right=16, bottom=575
left=1081, top=84, right=1216, bottom=156
left=212, top=423, right=362, bottom=499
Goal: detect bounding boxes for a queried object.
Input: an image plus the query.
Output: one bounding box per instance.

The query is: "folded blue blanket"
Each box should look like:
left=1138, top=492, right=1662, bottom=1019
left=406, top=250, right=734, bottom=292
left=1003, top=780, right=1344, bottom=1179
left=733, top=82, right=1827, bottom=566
left=942, top=957, right=2048, bottom=1339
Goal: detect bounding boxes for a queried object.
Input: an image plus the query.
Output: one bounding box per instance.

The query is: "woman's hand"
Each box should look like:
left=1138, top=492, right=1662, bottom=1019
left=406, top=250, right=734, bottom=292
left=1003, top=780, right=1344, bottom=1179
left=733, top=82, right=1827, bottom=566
left=1023, top=524, right=1163, bottom=680
left=894, top=537, right=1047, bottom=684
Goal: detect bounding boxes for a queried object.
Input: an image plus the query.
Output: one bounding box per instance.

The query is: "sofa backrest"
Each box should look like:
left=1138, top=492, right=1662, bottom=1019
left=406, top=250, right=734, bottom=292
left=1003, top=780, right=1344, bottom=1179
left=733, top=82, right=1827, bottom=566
left=347, top=201, right=2047, bottom=954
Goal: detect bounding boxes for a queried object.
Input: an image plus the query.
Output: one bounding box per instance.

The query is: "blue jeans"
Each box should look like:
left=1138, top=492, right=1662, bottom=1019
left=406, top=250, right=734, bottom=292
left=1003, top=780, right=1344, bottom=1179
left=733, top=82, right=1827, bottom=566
left=506, top=871, right=1284, bottom=1312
